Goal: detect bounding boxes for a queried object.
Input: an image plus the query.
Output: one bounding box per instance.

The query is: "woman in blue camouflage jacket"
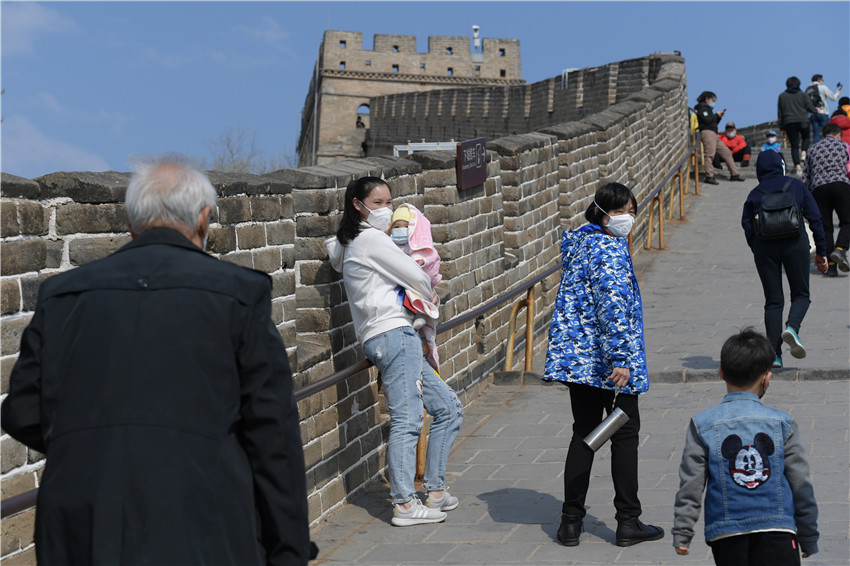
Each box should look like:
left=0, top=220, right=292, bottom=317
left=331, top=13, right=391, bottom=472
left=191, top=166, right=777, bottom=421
left=542, top=183, right=664, bottom=548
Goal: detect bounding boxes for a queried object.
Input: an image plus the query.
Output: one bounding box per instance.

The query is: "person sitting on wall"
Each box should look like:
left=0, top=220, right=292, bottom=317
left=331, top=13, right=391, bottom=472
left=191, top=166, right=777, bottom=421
left=714, top=122, right=751, bottom=169
left=695, top=91, right=745, bottom=184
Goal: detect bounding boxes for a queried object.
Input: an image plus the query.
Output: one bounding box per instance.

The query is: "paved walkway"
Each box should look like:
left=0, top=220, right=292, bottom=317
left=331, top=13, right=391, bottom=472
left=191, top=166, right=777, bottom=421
left=310, top=170, right=850, bottom=565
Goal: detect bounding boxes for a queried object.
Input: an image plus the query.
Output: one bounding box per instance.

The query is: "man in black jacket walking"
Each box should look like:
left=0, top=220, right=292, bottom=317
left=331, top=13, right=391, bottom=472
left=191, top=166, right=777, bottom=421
left=1, top=156, right=312, bottom=565
left=778, top=76, right=819, bottom=174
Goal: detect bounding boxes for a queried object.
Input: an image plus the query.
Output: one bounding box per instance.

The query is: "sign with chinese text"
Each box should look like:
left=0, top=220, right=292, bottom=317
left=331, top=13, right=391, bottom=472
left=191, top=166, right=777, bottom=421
left=456, top=137, right=487, bottom=190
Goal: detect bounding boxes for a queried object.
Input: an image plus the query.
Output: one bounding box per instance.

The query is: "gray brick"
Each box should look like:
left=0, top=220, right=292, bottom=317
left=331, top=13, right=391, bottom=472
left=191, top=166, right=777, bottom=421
left=0, top=239, right=47, bottom=275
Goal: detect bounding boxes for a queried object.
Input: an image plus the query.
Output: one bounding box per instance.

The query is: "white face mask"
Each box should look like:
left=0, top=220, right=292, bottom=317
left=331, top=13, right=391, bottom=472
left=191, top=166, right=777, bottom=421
left=360, top=201, right=392, bottom=232
left=767, top=136, right=777, bottom=144
left=391, top=227, right=409, bottom=245
left=606, top=214, right=635, bottom=238
left=726, top=131, right=736, bottom=138
left=595, top=199, right=635, bottom=238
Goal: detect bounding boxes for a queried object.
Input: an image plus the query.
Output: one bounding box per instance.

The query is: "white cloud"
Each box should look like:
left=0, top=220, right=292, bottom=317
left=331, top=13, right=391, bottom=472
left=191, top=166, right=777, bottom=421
left=235, top=16, right=289, bottom=51
left=1, top=115, right=111, bottom=178
left=36, top=91, right=64, bottom=114
left=1, top=3, right=78, bottom=56
left=140, top=46, right=201, bottom=70
left=32, top=92, right=131, bottom=136
left=234, top=16, right=299, bottom=61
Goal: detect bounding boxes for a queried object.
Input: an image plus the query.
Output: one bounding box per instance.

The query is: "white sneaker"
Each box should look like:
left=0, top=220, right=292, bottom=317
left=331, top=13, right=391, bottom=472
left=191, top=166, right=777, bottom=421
left=425, top=489, right=459, bottom=512
left=391, top=498, right=447, bottom=526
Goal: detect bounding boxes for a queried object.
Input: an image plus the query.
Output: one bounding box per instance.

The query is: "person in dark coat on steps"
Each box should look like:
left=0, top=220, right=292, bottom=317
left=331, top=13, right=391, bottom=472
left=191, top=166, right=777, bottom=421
left=777, top=76, right=819, bottom=174
left=741, top=150, right=827, bottom=369
left=1, top=156, right=312, bottom=565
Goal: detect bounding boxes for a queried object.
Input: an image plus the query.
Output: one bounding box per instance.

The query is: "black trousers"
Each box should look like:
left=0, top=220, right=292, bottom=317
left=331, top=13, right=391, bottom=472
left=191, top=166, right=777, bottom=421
left=783, top=122, right=811, bottom=167
left=709, top=531, right=801, bottom=566
left=751, top=232, right=811, bottom=357
left=562, top=383, right=641, bottom=521
left=812, top=181, right=850, bottom=256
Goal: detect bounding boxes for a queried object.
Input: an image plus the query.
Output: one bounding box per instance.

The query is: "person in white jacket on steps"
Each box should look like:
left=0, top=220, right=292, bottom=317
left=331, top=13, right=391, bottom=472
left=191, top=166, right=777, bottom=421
left=325, top=176, right=463, bottom=527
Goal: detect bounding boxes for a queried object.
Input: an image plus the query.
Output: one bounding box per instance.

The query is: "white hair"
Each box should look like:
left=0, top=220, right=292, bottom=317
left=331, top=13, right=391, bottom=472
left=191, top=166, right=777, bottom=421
left=125, top=154, right=217, bottom=234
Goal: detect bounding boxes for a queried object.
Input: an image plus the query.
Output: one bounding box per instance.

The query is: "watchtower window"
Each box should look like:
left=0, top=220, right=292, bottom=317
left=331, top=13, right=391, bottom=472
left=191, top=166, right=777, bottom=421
left=500, top=69, right=506, bottom=77
left=474, top=65, right=481, bottom=72
left=393, top=45, right=399, bottom=52
left=420, top=63, right=426, bottom=69
left=392, top=64, right=399, bottom=73
left=339, top=61, right=346, bottom=69
left=499, top=48, right=506, bottom=56
left=339, top=40, right=346, bottom=48
left=447, top=68, right=453, bottom=76
left=365, top=60, right=371, bottom=66
left=446, top=47, right=453, bottom=55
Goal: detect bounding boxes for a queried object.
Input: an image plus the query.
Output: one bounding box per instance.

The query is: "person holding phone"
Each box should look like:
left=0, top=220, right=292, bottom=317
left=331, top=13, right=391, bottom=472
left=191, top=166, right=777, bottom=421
left=694, top=91, right=745, bottom=184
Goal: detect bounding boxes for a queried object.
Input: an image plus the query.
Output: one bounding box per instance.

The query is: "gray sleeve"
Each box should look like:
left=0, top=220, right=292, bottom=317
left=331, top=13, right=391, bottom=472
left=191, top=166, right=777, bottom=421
left=785, top=418, right=819, bottom=555
left=821, top=85, right=838, bottom=101
left=672, top=418, right=707, bottom=548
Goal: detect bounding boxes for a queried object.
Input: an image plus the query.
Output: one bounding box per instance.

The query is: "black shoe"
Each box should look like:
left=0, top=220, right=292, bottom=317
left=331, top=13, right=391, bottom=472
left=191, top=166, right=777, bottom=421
left=830, top=248, right=850, bottom=272
left=615, top=518, right=665, bottom=547
left=826, top=263, right=838, bottom=277
left=729, top=175, right=745, bottom=182
left=557, top=514, right=583, bottom=546
left=704, top=176, right=719, bottom=185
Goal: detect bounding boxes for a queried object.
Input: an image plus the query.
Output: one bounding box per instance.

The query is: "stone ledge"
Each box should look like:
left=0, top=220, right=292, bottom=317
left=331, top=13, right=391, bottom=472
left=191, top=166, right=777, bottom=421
left=206, top=171, right=292, bottom=197
left=35, top=171, right=131, bottom=204
left=0, top=174, right=41, bottom=200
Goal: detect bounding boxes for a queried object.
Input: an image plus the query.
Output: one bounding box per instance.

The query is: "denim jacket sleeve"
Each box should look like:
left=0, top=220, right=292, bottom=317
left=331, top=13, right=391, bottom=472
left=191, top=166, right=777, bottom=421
left=672, top=418, right=707, bottom=549
left=784, top=418, right=819, bottom=555
left=587, top=237, right=637, bottom=369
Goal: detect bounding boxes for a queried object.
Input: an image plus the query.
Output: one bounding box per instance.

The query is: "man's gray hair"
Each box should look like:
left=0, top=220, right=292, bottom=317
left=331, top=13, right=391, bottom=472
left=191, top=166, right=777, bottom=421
left=125, top=155, right=217, bottom=234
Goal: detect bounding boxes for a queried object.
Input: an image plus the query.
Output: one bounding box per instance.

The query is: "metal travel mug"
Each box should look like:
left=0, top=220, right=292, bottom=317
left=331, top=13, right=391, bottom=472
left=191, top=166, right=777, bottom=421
left=583, top=407, right=630, bottom=452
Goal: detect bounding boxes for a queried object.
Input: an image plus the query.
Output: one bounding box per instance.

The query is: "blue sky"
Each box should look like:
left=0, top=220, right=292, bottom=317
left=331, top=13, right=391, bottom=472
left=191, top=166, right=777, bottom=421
left=2, top=1, right=848, bottom=179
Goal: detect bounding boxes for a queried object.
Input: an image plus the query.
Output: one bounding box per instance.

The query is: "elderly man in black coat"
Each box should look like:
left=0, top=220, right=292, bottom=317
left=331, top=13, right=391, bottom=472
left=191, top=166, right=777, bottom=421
left=1, top=157, right=311, bottom=565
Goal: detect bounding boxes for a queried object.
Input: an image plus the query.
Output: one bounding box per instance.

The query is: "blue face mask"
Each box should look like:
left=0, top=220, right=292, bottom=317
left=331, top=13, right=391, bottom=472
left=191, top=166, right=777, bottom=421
left=391, top=227, right=409, bottom=245
left=708, top=102, right=715, bottom=109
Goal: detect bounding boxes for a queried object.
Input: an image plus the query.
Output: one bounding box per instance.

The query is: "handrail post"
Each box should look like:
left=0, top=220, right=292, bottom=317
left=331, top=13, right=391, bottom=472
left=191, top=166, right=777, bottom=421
left=523, top=287, right=535, bottom=372
left=693, top=144, right=701, bottom=196
left=678, top=167, right=685, bottom=219
left=657, top=194, right=665, bottom=249
left=645, top=196, right=655, bottom=250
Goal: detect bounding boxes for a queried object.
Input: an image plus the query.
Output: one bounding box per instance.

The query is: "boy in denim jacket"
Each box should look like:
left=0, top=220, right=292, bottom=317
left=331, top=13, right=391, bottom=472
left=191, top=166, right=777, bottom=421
left=672, top=328, right=819, bottom=564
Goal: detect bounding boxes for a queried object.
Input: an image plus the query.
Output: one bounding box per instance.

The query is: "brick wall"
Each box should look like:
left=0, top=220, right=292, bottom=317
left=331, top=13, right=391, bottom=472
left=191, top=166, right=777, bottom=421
left=366, top=53, right=685, bottom=157
left=0, top=51, right=689, bottom=563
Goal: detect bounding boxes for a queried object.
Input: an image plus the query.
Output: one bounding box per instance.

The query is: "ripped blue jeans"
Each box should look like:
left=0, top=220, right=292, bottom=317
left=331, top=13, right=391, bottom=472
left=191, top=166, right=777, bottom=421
left=363, top=325, right=464, bottom=505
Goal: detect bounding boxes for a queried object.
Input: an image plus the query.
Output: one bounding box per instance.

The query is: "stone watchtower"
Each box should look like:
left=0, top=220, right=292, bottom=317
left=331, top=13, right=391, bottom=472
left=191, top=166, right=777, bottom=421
left=297, top=29, right=523, bottom=166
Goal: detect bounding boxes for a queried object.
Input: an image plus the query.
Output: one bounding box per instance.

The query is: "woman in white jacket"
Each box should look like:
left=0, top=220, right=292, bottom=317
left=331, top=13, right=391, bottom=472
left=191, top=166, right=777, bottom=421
left=325, top=176, right=463, bottom=527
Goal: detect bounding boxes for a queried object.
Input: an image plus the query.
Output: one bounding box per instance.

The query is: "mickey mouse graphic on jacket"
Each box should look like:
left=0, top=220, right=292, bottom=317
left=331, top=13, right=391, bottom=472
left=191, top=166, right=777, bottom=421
left=721, top=433, right=773, bottom=490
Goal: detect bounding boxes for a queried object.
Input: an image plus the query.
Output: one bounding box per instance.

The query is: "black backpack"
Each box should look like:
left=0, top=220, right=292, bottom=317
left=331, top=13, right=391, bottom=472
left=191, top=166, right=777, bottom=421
left=754, top=178, right=804, bottom=240
left=805, top=84, right=823, bottom=110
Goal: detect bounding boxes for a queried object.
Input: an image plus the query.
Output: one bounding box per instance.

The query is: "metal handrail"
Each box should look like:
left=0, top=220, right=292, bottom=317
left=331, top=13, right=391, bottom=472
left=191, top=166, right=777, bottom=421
left=0, top=139, right=698, bottom=521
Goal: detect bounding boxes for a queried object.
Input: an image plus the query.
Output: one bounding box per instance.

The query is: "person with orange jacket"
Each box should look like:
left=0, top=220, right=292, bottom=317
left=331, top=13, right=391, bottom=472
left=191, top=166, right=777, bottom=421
left=828, top=109, right=850, bottom=144
left=714, top=122, right=751, bottom=169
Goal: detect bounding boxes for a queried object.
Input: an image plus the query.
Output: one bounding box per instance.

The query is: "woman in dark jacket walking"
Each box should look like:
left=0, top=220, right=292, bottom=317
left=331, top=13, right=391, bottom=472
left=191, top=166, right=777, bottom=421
left=742, top=150, right=827, bottom=368
left=777, top=76, right=819, bottom=173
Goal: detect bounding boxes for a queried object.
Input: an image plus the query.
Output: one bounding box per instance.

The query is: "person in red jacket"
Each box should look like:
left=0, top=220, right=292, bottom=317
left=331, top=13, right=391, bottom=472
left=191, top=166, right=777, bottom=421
left=714, top=122, right=751, bottom=169
left=828, top=109, right=850, bottom=144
